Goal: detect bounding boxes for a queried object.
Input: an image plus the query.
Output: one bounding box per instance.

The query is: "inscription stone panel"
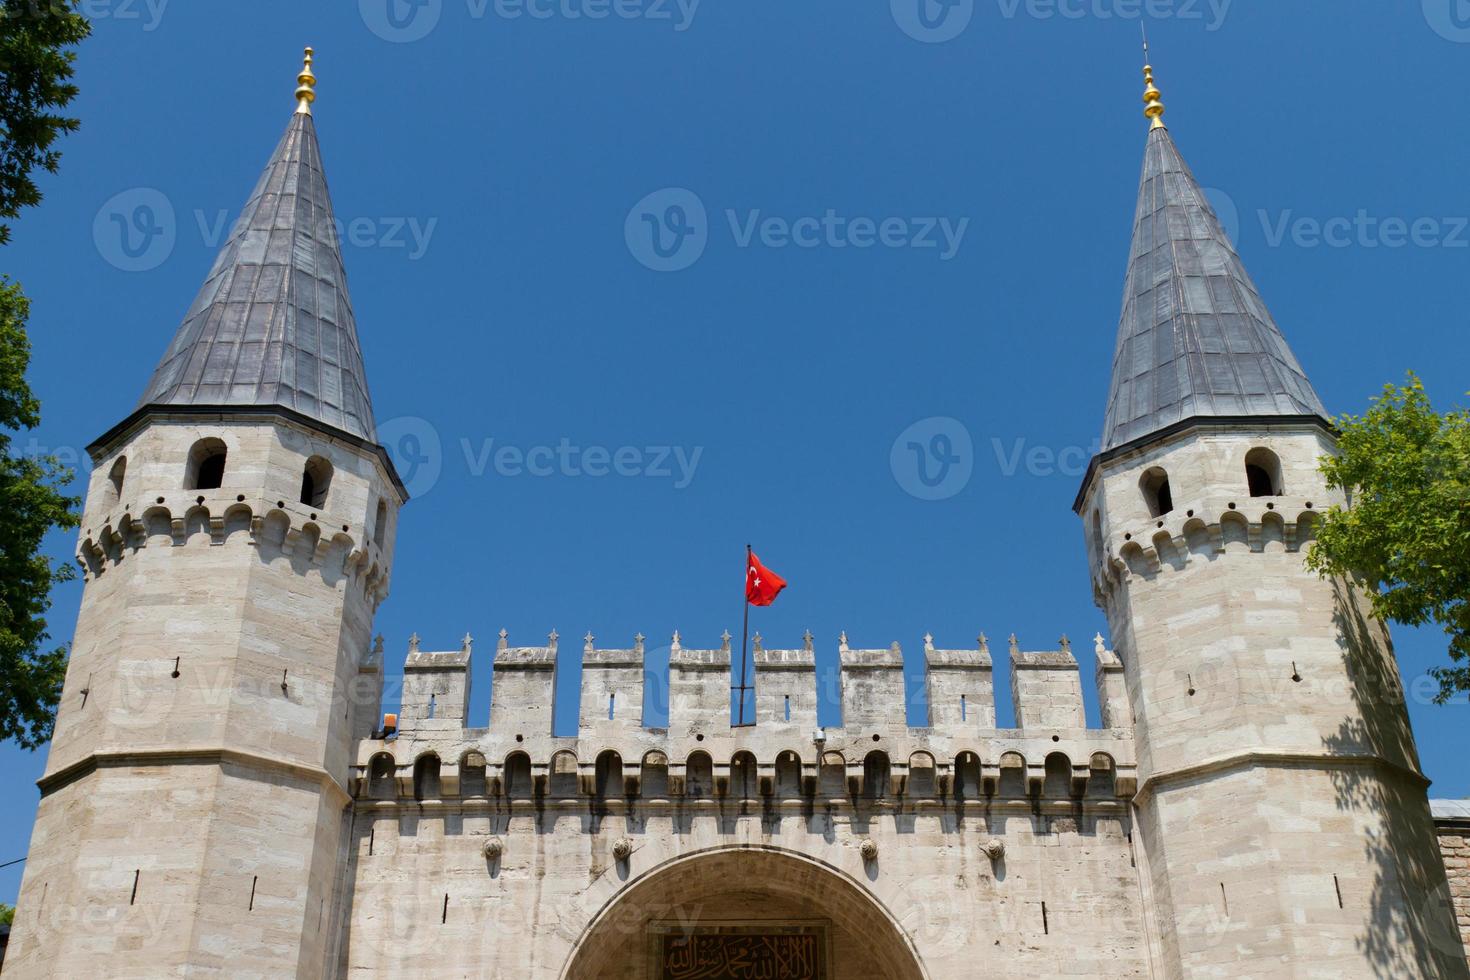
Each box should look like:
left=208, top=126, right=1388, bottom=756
left=654, top=924, right=828, bottom=980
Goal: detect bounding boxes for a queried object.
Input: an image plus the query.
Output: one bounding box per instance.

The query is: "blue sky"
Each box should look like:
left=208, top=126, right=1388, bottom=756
left=2, top=1, right=1468, bottom=901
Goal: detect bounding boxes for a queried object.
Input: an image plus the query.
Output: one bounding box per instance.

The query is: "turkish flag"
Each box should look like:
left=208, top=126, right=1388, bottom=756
left=746, top=550, right=787, bottom=606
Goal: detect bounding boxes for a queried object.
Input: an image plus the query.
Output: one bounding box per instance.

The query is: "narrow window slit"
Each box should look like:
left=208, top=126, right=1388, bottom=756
left=961, top=694, right=967, bottom=721
left=1041, top=901, right=1049, bottom=935
left=130, top=869, right=140, bottom=906
left=368, top=827, right=376, bottom=856
left=609, top=693, right=615, bottom=721
left=1334, top=874, right=1343, bottom=909
left=442, top=893, right=449, bottom=924
left=249, top=875, right=257, bottom=911
left=1220, top=882, right=1229, bottom=916
left=784, top=694, right=791, bottom=722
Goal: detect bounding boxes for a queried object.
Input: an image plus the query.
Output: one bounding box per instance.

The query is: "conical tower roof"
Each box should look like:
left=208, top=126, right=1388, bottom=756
left=137, top=55, right=377, bottom=442
left=1101, top=88, right=1327, bottom=452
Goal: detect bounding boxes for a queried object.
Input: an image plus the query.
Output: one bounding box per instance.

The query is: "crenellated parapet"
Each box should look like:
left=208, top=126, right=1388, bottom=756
left=395, top=629, right=1131, bottom=739
left=362, top=629, right=1138, bottom=814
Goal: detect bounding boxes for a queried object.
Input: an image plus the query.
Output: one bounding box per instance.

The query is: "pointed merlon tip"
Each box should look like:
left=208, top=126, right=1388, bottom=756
left=1142, top=60, right=1166, bottom=131
left=295, top=46, right=317, bottom=116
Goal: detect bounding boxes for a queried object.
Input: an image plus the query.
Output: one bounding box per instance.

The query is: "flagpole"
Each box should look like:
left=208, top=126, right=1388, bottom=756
left=737, top=544, right=752, bottom=727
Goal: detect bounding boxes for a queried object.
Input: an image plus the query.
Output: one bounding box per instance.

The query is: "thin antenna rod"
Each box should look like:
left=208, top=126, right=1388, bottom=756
left=1141, top=23, right=1149, bottom=59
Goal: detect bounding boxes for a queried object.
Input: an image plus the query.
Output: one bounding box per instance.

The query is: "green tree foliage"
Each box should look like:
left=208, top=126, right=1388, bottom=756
left=0, top=1, right=89, bottom=748
left=0, top=1, right=90, bottom=245
left=0, top=902, right=12, bottom=926
left=1308, top=374, right=1470, bottom=702
left=0, top=280, right=79, bottom=748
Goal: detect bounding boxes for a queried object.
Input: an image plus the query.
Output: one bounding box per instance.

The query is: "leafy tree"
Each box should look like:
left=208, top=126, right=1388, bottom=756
left=0, top=902, right=12, bottom=926
left=1308, top=374, right=1470, bottom=703
left=0, top=0, right=89, bottom=748
left=0, top=0, right=91, bottom=245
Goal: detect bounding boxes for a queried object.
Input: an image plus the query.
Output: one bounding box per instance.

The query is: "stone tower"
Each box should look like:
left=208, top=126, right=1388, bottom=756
left=1075, top=66, right=1466, bottom=976
left=3, top=52, right=405, bottom=978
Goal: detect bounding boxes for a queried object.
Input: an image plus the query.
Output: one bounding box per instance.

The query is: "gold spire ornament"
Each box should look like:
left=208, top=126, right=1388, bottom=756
left=295, top=47, right=317, bottom=115
left=1140, top=30, right=1165, bottom=130
left=1142, top=63, right=1166, bottom=130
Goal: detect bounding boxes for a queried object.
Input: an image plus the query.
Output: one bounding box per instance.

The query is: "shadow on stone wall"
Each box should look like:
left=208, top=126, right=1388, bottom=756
left=1324, top=578, right=1468, bottom=976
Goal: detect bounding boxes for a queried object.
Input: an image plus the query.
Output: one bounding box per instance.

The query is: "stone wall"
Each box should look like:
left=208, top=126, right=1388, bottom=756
left=1438, top=810, right=1470, bottom=963
left=340, top=634, right=1147, bottom=978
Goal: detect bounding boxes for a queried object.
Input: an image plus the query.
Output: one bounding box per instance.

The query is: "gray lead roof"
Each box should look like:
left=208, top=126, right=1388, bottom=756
left=1101, top=127, right=1327, bottom=451
left=137, top=111, right=377, bottom=442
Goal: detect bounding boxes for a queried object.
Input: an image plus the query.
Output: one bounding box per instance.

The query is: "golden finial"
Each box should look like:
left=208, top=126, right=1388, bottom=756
left=295, top=47, right=317, bottom=116
left=1141, top=31, right=1165, bottom=130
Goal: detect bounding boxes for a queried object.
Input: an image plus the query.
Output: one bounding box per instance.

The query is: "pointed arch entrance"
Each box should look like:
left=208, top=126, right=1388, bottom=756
left=561, top=845, right=928, bottom=980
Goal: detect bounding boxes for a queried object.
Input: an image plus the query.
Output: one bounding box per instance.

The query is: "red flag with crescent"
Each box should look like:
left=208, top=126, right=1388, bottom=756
left=746, top=550, right=787, bottom=607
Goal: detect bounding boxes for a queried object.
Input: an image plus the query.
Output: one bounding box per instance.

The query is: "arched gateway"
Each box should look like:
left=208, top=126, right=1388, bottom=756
left=562, top=847, right=929, bottom=980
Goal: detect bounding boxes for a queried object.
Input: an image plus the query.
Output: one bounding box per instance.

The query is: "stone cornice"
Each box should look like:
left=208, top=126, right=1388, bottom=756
left=1133, top=749, right=1431, bottom=804
left=36, top=746, right=352, bottom=808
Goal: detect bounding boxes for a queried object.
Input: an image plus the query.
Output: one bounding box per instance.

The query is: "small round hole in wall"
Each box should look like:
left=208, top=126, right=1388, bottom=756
left=696, top=733, right=705, bottom=742
left=1051, top=735, right=1060, bottom=743
left=156, top=496, right=165, bottom=504
left=872, top=734, right=881, bottom=742
left=1187, top=509, right=1194, bottom=518
left=1156, top=520, right=1164, bottom=528
left=1124, top=533, right=1132, bottom=541
left=1228, top=502, right=1237, bottom=510
left=195, top=496, right=205, bottom=505
left=277, top=500, right=285, bottom=508
left=1305, top=502, right=1313, bottom=509
left=310, top=513, right=318, bottom=521
left=515, top=734, right=524, bottom=743
left=343, top=525, right=350, bottom=532
left=1267, top=502, right=1275, bottom=510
